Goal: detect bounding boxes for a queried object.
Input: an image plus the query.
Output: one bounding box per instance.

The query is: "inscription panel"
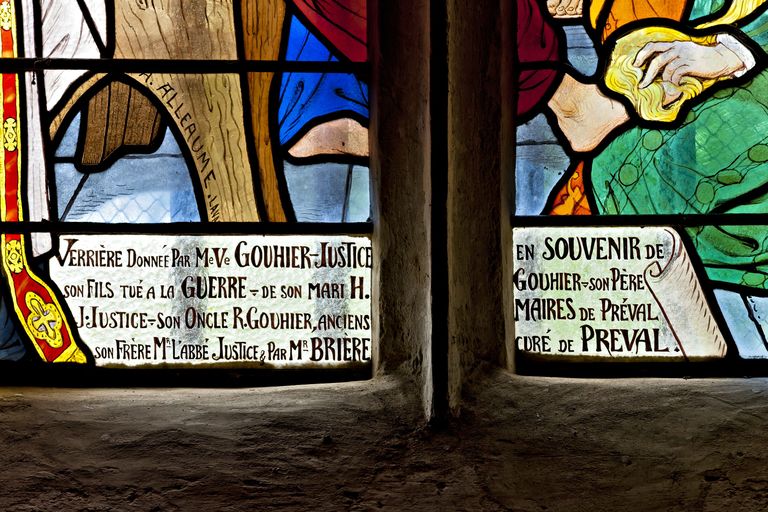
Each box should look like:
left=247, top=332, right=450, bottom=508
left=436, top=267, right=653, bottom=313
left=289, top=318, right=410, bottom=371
left=513, top=227, right=727, bottom=361
left=50, top=234, right=372, bottom=368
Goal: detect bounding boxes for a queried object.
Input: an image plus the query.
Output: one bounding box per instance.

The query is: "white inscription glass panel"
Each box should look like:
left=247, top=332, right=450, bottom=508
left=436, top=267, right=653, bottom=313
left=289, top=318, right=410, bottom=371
left=49, top=235, right=372, bottom=368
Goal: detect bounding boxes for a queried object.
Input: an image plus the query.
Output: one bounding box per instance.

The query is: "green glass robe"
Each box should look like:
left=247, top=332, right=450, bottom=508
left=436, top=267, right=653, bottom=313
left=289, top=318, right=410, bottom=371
left=592, top=1, right=768, bottom=290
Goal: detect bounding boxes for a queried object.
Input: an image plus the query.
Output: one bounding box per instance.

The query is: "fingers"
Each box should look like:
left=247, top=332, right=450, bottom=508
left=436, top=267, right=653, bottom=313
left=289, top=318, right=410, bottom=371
left=565, top=0, right=581, bottom=16
left=638, top=50, right=678, bottom=88
left=630, top=39, right=741, bottom=95
left=668, top=63, right=691, bottom=85
left=634, top=40, right=699, bottom=88
left=633, top=41, right=674, bottom=69
left=660, top=81, right=683, bottom=106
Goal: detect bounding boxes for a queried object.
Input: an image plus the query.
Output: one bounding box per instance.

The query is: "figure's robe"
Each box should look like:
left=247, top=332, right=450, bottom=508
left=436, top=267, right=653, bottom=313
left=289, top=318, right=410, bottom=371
left=292, top=0, right=366, bottom=63
left=516, top=0, right=564, bottom=121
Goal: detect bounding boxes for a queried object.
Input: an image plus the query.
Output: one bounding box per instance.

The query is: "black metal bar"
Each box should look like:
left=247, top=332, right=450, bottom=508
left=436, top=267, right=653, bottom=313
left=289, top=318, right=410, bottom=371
left=0, top=58, right=369, bottom=75
left=0, top=221, right=374, bottom=235
left=512, top=213, right=768, bottom=227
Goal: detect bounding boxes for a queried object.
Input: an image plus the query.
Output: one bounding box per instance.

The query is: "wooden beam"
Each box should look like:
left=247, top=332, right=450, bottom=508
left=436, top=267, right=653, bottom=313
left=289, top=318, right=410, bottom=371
left=240, top=0, right=288, bottom=221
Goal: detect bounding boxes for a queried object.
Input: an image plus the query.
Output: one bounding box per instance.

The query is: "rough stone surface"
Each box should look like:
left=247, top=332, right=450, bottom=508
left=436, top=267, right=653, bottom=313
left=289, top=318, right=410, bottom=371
left=0, top=376, right=423, bottom=511
left=370, top=0, right=434, bottom=417
left=2, top=372, right=768, bottom=510
left=466, top=372, right=768, bottom=511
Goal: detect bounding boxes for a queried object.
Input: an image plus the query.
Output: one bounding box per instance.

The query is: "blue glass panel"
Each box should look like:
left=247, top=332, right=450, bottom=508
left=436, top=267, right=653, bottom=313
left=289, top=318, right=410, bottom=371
left=279, top=15, right=369, bottom=146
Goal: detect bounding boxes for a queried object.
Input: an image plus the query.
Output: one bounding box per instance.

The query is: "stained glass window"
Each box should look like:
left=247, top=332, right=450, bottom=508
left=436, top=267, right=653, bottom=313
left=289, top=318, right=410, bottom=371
left=513, top=0, right=768, bottom=370
left=0, top=0, right=371, bottom=374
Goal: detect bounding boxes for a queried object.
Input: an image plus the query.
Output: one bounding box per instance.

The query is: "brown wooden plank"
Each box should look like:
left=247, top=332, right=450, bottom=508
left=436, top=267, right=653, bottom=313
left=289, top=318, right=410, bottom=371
left=79, top=85, right=109, bottom=167
left=78, top=81, right=165, bottom=171
left=104, top=81, right=131, bottom=160
left=242, top=0, right=287, bottom=221
left=124, top=84, right=163, bottom=147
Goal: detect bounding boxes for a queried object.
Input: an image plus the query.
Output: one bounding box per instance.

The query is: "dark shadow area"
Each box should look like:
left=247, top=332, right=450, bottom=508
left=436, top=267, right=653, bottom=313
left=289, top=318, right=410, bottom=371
left=3, top=371, right=768, bottom=510
left=0, top=362, right=371, bottom=388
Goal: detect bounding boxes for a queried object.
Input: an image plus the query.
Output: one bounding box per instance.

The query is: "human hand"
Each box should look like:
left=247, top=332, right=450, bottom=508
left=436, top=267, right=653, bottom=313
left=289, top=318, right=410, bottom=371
left=634, top=40, right=746, bottom=89
left=605, top=27, right=752, bottom=121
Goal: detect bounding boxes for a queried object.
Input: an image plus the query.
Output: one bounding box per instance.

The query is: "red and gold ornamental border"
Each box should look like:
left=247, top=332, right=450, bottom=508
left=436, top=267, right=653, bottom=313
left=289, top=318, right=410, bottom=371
left=0, top=0, right=86, bottom=363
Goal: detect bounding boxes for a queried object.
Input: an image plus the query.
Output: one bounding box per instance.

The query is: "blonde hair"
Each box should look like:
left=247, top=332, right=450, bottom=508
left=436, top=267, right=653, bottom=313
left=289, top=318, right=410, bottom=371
left=604, top=0, right=767, bottom=122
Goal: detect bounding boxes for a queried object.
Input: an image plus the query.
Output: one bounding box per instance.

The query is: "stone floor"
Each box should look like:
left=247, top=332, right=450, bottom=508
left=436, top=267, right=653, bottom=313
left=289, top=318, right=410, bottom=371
left=3, top=371, right=768, bottom=510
